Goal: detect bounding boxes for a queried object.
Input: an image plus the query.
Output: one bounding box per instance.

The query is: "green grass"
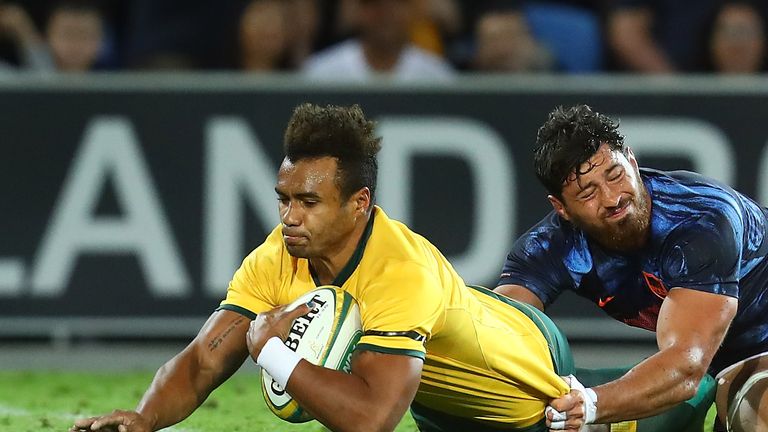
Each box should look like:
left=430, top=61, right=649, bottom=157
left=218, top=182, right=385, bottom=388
left=0, top=371, right=720, bottom=432
left=0, top=371, right=418, bottom=431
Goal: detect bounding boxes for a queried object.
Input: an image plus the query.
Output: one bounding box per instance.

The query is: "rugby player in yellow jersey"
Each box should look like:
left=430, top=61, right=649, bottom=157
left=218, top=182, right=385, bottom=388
left=72, top=103, right=709, bottom=432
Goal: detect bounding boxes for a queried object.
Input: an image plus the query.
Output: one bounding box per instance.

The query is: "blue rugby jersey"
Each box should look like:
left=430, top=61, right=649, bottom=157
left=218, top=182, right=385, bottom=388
left=499, top=168, right=768, bottom=373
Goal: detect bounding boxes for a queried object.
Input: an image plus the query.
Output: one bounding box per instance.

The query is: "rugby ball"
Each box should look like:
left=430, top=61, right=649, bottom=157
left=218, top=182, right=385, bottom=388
left=261, top=286, right=362, bottom=423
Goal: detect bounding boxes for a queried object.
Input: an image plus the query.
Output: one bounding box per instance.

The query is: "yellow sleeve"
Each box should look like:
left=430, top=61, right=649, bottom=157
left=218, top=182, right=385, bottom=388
left=218, top=227, right=283, bottom=318
left=356, top=262, right=444, bottom=360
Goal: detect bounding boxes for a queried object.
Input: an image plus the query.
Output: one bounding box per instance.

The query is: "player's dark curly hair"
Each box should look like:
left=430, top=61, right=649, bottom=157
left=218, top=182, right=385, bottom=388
left=284, top=103, right=381, bottom=202
left=534, top=104, right=625, bottom=199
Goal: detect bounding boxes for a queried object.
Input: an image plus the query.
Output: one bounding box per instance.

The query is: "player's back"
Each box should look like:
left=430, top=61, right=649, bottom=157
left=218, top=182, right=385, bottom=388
left=347, top=208, right=570, bottom=427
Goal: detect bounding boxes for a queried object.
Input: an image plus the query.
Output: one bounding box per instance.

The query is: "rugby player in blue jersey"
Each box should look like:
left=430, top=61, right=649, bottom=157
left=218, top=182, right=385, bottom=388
left=496, top=104, right=768, bottom=432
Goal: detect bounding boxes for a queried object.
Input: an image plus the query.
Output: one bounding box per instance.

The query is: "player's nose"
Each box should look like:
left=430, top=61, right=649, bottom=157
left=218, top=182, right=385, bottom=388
left=281, top=202, right=302, bottom=226
left=599, top=185, right=622, bottom=208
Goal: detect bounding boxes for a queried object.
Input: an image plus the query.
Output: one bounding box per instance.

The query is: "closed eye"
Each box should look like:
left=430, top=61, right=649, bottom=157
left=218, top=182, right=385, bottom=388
left=608, top=167, right=624, bottom=182
left=578, top=188, right=596, bottom=200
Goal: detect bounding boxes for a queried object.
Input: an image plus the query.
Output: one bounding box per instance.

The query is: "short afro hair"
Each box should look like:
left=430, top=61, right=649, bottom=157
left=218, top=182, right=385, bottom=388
left=284, top=103, right=381, bottom=202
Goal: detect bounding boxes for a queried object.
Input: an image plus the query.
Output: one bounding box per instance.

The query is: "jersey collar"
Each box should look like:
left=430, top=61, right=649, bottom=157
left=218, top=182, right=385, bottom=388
left=311, top=207, right=377, bottom=287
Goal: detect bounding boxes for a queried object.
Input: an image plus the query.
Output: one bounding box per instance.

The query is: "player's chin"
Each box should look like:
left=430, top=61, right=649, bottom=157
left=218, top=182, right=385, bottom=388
left=285, top=245, right=311, bottom=258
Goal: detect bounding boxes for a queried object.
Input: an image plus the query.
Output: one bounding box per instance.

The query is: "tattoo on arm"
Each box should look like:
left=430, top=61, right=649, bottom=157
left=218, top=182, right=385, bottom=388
left=208, top=316, right=247, bottom=352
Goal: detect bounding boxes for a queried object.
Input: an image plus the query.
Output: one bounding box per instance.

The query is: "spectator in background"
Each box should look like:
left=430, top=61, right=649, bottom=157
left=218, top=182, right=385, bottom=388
left=701, top=0, right=766, bottom=74
left=238, top=0, right=289, bottom=71
left=409, top=0, right=462, bottom=56
left=472, top=9, right=553, bottom=72
left=607, top=0, right=719, bottom=73
left=303, top=0, right=454, bottom=82
left=285, top=0, right=320, bottom=69
left=314, top=0, right=460, bottom=61
left=0, top=0, right=103, bottom=72
left=46, top=0, right=103, bottom=72
left=124, top=0, right=242, bottom=69
left=0, top=2, right=52, bottom=70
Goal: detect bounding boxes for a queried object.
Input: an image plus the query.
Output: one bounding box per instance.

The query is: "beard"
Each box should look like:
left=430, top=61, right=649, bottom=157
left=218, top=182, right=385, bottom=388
left=571, top=191, right=651, bottom=254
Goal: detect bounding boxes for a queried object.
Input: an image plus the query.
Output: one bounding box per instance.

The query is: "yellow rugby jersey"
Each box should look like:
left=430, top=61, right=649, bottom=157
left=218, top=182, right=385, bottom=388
left=219, top=206, right=569, bottom=427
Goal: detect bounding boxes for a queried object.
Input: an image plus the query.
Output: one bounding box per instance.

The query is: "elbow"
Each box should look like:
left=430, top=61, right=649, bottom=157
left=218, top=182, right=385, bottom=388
left=338, top=421, right=392, bottom=432
left=336, top=409, right=398, bottom=432
left=676, top=377, right=701, bottom=402
left=673, top=358, right=710, bottom=402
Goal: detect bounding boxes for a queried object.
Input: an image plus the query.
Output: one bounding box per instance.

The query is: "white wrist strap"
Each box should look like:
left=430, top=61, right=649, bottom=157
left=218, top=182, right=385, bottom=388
left=257, top=337, right=302, bottom=388
left=567, top=374, right=597, bottom=426
left=583, top=387, right=598, bottom=424
left=548, top=375, right=598, bottom=430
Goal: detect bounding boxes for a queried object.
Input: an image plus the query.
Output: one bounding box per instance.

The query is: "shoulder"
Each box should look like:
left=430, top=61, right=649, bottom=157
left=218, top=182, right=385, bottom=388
left=646, top=168, right=744, bottom=226
left=366, top=207, right=436, bottom=259
left=361, top=207, right=457, bottom=290
left=514, top=211, right=575, bottom=253
left=242, top=224, right=288, bottom=269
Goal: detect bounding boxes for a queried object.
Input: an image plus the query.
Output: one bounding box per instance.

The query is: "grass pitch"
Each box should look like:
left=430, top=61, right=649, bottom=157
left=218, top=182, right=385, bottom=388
left=0, top=371, right=418, bottom=431
left=0, top=371, right=717, bottom=432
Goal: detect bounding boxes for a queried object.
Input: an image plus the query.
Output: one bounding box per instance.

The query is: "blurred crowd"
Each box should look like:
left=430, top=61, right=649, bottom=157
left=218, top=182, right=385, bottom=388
left=0, top=0, right=766, bottom=79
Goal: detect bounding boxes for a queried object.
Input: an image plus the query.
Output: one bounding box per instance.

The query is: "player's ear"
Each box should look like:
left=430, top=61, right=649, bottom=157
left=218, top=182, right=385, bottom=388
left=626, top=146, right=639, bottom=171
left=548, top=195, right=570, bottom=221
left=351, top=187, right=371, bottom=214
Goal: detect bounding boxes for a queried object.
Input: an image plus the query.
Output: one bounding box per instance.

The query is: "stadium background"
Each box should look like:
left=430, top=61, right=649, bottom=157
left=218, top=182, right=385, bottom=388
left=2, top=75, right=765, bottom=366
left=1, top=0, right=766, bottom=430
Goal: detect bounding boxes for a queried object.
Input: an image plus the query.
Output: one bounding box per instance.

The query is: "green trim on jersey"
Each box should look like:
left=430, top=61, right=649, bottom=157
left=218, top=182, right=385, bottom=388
left=311, top=208, right=376, bottom=287
left=355, top=343, right=426, bottom=360
left=410, top=285, right=574, bottom=432
left=410, top=401, right=548, bottom=432
left=216, top=303, right=257, bottom=320
left=466, top=285, right=574, bottom=376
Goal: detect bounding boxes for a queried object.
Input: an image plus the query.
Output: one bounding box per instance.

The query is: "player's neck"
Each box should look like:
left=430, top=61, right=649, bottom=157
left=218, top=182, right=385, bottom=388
left=310, top=213, right=371, bottom=285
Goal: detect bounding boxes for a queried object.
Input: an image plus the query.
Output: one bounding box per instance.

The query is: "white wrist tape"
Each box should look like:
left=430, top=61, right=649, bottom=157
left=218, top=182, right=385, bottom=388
left=548, top=375, right=598, bottom=430
left=583, top=387, right=598, bottom=424
left=257, top=337, right=302, bottom=388
left=567, top=374, right=598, bottom=425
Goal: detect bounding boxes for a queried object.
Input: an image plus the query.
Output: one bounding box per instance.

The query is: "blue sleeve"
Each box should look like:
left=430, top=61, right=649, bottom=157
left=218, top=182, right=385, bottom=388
left=498, top=230, right=572, bottom=306
left=660, top=213, right=741, bottom=298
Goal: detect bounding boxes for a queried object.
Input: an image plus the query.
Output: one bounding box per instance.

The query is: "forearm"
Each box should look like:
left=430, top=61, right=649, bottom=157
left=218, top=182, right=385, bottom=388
left=286, top=361, right=415, bottom=432
left=134, top=352, right=214, bottom=430
left=593, top=347, right=705, bottom=423
left=137, top=329, right=249, bottom=430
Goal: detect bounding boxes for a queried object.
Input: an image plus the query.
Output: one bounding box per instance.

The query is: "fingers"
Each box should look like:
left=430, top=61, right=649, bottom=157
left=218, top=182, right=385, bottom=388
left=546, top=391, right=585, bottom=430
left=548, top=390, right=579, bottom=412
left=73, top=416, right=99, bottom=428
left=545, top=406, right=567, bottom=429
left=71, top=411, right=141, bottom=432
left=286, top=301, right=314, bottom=320
left=91, top=414, right=126, bottom=430
left=252, top=301, right=314, bottom=331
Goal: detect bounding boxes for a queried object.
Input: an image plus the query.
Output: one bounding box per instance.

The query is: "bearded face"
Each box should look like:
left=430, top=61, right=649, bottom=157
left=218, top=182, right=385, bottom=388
left=551, top=144, right=652, bottom=253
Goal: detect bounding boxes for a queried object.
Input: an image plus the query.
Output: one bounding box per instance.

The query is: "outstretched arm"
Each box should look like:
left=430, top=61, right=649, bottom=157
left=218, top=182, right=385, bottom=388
left=71, top=310, right=251, bottom=432
left=495, top=283, right=545, bottom=311
left=549, top=288, right=736, bottom=428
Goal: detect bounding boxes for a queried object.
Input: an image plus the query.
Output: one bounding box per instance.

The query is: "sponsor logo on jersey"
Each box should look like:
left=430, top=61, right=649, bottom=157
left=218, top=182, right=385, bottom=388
left=598, top=295, right=616, bottom=308
left=642, top=272, right=668, bottom=299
